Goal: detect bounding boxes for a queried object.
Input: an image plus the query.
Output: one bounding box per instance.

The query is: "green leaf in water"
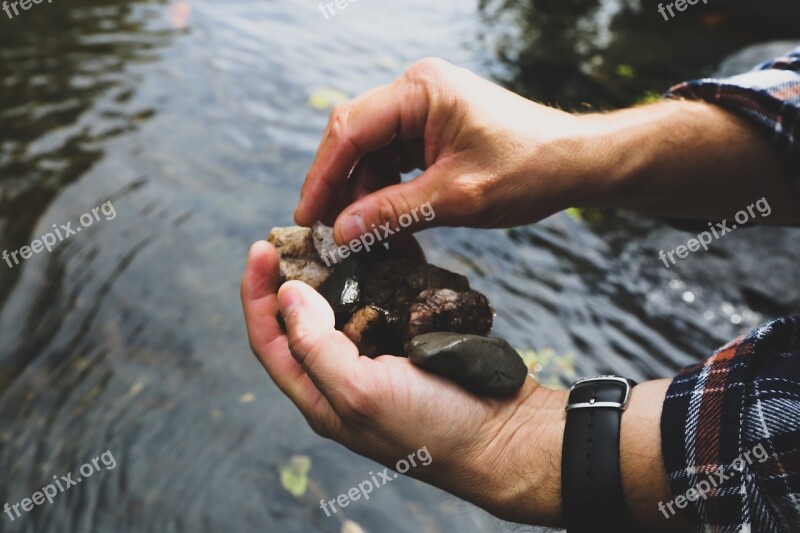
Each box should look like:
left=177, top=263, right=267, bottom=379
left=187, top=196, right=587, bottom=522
left=565, top=207, right=583, bottom=221
left=563, top=207, right=606, bottom=225
left=342, top=520, right=367, bottom=533
left=309, top=88, right=348, bottom=110
left=279, top=455, right=312, bottom=497
left=616, top=64, right=635, bottom=79
left=516, top=347, right=577, bottom=390
left=638, top=91, right=663, bottom=104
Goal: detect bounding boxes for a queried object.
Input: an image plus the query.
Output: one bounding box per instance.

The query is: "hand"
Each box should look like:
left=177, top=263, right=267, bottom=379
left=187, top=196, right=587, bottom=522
left=240, top=240, right=568, bottom=525
left=241, top=241, right=683, bottom=529
left=296, top=58, right=800, bottom=237
left=294, top=58, right=601, bottom=244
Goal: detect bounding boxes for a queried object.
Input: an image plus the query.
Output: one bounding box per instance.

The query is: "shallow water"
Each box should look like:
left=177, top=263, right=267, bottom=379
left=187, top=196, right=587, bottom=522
left=1, top=1, right=800, bottom=532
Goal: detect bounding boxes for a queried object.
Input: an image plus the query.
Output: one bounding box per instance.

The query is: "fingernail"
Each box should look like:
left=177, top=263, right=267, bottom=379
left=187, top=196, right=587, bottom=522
left=340, top=213, right=367, bottom=243
left=279, top=287, right=301, bottom=314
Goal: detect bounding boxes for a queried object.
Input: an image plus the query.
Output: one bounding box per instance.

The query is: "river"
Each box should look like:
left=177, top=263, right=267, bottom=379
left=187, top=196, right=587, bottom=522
left=1, top=0, right=799, bottom=531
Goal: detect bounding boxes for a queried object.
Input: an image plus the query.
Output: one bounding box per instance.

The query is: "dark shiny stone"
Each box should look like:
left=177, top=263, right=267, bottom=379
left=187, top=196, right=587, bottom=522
left=408, top=332, right=528, bottom=396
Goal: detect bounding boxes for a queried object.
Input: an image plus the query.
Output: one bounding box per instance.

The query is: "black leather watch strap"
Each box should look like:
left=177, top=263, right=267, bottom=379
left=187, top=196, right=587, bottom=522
left=562, top=376, right=637, bottom=532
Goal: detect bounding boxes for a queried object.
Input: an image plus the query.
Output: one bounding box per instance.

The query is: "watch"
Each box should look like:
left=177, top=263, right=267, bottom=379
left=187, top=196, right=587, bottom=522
left=561, top=375, right=637, bottom=532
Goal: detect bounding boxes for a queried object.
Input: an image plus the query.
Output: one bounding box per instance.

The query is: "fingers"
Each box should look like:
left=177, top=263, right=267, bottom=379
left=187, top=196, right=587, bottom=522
left=332, top=168, right=445, bottom=244
left=277, top=280, right=364, bottom=414
left=240, top=241, right=341, bottom=435
left=240, top=241, right=284, bottom=348
left=315, top=140, right=428, bottom=228
left=295, top=74, right=431, bottom=228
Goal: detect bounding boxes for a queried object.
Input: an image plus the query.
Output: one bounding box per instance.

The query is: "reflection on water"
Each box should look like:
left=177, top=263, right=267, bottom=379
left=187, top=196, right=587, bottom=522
left=1, top=0, right=800, bottom=531
left=479, top=0, right=800, bottom=109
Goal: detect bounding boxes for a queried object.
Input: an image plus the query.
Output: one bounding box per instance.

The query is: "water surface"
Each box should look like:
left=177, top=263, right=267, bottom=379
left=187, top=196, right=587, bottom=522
left=1, top=1, right=800, bottom=531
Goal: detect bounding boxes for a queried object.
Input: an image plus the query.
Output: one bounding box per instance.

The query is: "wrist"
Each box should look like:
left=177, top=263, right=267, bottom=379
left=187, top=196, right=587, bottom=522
left=481, top=383, right=567, bottom=526
left=510, top=378, right=678, bottom=531
left=568, top=102, right=691, bottom=210
left=512, top=106, right=645, bottom=218
left=577, top=100, right=715, bottom=208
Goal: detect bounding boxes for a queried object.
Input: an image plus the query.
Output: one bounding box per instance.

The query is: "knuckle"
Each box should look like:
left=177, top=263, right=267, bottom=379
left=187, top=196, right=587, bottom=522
left=376, top=200, right=398, bottom=227
left=448, top=177, right=485, bottom=219
left=289, top=328, right=321, bottom=362
left=339, top=381, right=374, bottom=426
left=399, top=57, right=462, bottom=129
left=375, top=197, right=404, bottom=228
left=248, top=339, right=260, bottom=359
left=404, top=57, right=449, bottom=82
left=306, top=411, right=334, bottom=439
left=327, top=102, right=367, bottom=156
left=327, top=103, right=351, bottom=141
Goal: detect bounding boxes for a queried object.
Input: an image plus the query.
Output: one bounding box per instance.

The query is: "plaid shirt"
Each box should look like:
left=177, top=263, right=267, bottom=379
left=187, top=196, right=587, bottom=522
left=660, top=48, right=800, bottom=533
left=668, top=46, right=800, bottom=193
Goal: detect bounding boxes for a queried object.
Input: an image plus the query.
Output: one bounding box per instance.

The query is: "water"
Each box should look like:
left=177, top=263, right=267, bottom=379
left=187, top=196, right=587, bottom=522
left=1, top=0, right=800, bottom=531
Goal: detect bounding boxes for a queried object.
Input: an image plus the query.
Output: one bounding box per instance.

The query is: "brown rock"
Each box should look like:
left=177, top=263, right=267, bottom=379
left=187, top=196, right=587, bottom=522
left=406, top=288, right=493, bottom=341
left=267, top=226, right=316, bottom=259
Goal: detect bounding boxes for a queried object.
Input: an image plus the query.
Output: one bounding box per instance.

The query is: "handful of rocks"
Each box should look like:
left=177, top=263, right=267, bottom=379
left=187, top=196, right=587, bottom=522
left=268, top=224, right=528, bottom=396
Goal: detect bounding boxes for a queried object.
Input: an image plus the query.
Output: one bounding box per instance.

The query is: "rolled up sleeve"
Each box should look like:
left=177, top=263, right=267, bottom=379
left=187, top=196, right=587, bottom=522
left=666, top=47, right=800, bottom=195
left=660, top=315, right=800, bottom=532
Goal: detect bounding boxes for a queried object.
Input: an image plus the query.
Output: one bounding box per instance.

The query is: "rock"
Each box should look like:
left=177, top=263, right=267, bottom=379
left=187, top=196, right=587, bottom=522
left=363, top=260, right=471, bottom=306
left=342, top=305, right=403, bottom=357
left=355, top=259, right=489, bottom=355
left=268, top=226, right=332, bottom=288
left=276, top=258, right=331, bottom=289
left=269, top=224, right=516, bottom=397
left=407, top=289, right=493, bottom=341
left=317, top=256, right=369, bottom=328
left=361, top=259, right=472, bottom=323
left=312, top=222, right=340, bottom=265
left=408, top=333, right=528, bottom=396
left=268, top=226, right=316, bottom=258
left=715, top=41, right=800, bottom=78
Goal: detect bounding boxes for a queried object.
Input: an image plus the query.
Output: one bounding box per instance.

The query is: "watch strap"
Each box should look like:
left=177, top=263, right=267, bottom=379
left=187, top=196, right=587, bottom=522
left=562, top=377, right=636, bottom=532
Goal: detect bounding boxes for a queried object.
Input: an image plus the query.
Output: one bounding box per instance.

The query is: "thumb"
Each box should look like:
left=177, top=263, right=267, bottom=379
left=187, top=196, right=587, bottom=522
left=332, top=168, right=446, bottom=245
left=277, top=281, right=360, bottom=398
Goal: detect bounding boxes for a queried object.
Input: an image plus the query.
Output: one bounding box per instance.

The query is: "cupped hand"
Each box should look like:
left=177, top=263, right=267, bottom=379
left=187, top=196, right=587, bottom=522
left=240, top=240, right=567, bottom=525
left=295, top=58, right=602, bottom=245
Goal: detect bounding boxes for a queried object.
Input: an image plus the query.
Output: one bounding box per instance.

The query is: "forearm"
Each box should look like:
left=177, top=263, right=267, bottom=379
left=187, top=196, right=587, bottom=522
left=573, top=100, right=800, bottom=223
left=620, top=379, right=687, bottom=532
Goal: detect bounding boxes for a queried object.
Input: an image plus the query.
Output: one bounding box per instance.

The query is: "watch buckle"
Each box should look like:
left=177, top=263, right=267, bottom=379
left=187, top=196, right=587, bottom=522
left=565, top=375, right=632, bottom=412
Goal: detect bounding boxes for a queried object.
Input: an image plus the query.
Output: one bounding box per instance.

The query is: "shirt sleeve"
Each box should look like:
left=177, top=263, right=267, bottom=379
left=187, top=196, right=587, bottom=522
left=666, top=47, right=800, bottom=196
left=660, top=315, right=800, bottom=532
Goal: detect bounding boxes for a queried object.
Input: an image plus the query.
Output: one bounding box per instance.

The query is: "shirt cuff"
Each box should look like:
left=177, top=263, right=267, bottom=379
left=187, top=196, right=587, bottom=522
left=660, top=315, right=800, bottom=531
